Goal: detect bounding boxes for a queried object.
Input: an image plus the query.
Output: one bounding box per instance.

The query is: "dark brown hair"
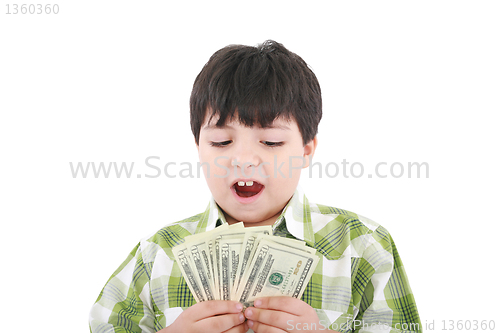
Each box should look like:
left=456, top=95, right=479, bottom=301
left=190, top=40, right=322, bottom=145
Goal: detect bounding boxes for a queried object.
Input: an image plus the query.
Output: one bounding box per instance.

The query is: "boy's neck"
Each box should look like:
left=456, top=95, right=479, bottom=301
left=224, top=212, right=281, bottom=228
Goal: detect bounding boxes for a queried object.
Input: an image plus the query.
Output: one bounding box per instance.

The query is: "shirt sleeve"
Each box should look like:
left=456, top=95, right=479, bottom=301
left=89, top=243, right=155, bottom=333
left=353, top=225, right=422, bottom=333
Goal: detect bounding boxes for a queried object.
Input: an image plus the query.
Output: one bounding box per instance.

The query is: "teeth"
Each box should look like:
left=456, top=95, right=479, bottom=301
left=237, top=181, right=254, bottom=186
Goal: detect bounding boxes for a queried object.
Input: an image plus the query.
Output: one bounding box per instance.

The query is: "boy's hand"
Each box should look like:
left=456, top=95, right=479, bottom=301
left=244, top=297, right=336, bottom=333
left=158, top=300, right=247, bottom=333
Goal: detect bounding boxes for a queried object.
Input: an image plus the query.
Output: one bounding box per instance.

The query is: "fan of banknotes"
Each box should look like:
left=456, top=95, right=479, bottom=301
left=172, top=222, right=320, bottom=308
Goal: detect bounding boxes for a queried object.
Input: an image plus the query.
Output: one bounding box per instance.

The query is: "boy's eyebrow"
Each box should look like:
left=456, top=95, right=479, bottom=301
left=202, top=124, right=291, bottom=130
left=202, top=124, right=233, bottom=130
left=262, top=124, right=291, bottom=130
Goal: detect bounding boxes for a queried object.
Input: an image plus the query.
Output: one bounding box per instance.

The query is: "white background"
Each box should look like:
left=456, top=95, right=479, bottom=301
left=1, top=1, right=499, bottom=332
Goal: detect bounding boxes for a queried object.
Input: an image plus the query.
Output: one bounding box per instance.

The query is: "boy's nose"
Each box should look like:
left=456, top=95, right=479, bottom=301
left=231, top=148, right=262, bottom=171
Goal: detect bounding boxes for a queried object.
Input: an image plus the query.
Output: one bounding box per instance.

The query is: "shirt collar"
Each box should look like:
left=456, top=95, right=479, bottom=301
left=201, top=185, right=315, bottom=247
left=274, top=186, right=315, bottom=247
left=195, top=198, right=227, bottom=235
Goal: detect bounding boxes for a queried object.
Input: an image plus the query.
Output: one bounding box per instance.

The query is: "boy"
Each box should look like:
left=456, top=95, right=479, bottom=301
left=89, top=40, right=421, bottom=333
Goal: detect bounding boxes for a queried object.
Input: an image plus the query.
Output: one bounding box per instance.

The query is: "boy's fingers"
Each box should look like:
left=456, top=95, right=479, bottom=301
left=223, top=321, right=248, bottom=333
left=253, top=297, right=305, bottom=316
left=247, top=319, right=282, bottom=333
left=244, top=307, right=292, bottom=329
left=187, top=300, right=243, bottom=321
left=202, top=312, right=246, bottom=333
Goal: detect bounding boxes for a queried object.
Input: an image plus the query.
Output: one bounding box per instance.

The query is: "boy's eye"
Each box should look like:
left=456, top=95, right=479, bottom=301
left=262, top=141, right=284, bottom=147
left=210, top=140, right=232, bottom=147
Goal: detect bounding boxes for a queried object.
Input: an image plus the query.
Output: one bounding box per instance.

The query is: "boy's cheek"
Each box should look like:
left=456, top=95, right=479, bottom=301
left=289, top=156, right=308, bottom=170
left=199, top=157, right=232, bottom=179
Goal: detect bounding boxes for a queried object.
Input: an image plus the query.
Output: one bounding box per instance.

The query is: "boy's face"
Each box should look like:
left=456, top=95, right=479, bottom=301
left=197, top=113, right=317, bottom=226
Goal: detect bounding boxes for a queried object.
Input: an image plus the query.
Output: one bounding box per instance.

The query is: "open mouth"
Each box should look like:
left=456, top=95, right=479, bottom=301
left=232, top=180, right=264, bottom=198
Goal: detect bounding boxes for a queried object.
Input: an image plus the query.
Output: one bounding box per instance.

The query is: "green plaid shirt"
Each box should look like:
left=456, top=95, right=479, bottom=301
left=89, top=187, right=421, bottom=332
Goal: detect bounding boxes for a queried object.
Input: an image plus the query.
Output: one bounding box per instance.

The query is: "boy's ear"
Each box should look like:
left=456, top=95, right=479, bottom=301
left=302, top=136, right=318, bottom=169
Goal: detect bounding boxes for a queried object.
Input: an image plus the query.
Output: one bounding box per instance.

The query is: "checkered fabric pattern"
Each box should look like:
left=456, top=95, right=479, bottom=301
left=89, top=187, right=421, bottom=332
